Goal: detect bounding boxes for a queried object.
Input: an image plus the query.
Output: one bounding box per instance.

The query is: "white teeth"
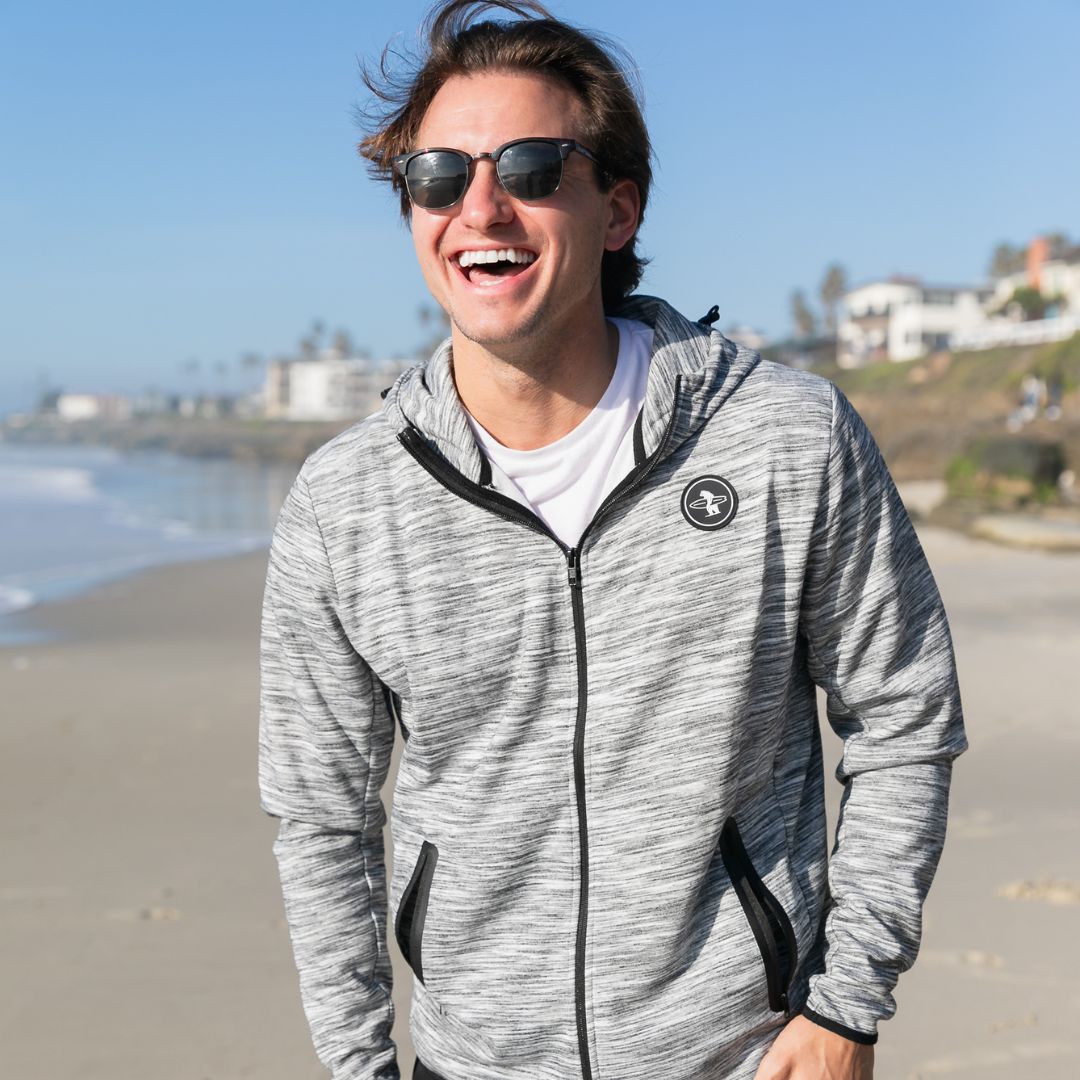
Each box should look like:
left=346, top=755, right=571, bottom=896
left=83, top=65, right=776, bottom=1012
left=457, top=248, right=537, bottom=268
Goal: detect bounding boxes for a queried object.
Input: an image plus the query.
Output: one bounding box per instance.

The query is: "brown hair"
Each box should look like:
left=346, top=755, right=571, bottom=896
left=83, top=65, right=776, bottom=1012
left=358, top=0, right=652, bottom=312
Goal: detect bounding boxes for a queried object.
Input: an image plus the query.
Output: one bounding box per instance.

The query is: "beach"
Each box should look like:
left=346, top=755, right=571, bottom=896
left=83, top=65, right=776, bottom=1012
left=2, top=527, right=1078, bottom=1079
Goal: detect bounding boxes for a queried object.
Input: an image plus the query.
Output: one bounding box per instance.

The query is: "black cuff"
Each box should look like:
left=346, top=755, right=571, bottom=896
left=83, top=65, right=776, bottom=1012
left=800, top=1006, right=879, bottom=1046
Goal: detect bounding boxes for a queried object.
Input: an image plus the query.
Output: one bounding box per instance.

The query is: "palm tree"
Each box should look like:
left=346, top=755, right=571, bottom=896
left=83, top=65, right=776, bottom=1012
left=1044, top=232, right=1070, bottom=258
left=790, top=290, right=816, bottom=339
left=299, top=319, right=328, bottom=361
left=238, top=351, right=262, bottom=388
left=819, top=264, right=847, bottom=335
left=181, top=357, right=201, bottom=394
left=989, top=243, right=1025, bottom=279
left=416, top=303, right=451, bottom=358
left=332, top=329, right=355, bottom=360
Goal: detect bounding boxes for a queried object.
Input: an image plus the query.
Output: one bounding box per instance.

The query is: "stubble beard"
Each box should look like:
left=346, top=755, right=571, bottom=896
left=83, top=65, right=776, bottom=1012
left=447, top=299, right=551, bottom=374
left=444, top=265, right=603, bottom=376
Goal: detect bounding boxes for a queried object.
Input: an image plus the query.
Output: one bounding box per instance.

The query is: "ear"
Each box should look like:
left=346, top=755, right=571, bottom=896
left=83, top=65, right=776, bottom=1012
left=603, top=178, right=641, bottom=253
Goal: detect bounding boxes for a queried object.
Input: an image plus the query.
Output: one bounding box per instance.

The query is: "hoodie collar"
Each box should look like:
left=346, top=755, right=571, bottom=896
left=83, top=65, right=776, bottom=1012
left=381, top=295, right=760, bottom=483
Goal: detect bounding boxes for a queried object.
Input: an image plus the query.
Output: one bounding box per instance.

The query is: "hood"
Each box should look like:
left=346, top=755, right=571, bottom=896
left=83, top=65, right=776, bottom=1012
left=381, top=295, right=761, bottom=483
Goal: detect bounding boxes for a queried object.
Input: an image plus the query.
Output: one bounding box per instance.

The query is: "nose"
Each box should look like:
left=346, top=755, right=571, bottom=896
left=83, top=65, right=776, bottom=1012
left=458, top=158, right=515, bottom=229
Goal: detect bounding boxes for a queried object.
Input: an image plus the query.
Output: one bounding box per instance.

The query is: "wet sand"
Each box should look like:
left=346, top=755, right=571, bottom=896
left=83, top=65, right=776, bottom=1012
left=1, top=526, right=1077, bottom=1079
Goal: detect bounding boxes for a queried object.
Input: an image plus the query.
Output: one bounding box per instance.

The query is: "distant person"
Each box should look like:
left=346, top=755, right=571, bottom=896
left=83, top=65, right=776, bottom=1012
left=1046, top=367, right=1064, bottom=421
left=258, top=3, right=967, bottom=1078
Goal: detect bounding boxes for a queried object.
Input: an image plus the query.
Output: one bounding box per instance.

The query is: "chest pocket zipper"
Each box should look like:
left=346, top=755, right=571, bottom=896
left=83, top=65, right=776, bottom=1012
left=395, top=840, right=438, bottom=984
left=719, top=819, right=799, bottom=1015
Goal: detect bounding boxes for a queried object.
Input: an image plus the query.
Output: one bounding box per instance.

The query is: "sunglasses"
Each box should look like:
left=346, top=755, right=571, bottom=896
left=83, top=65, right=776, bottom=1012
left=391, top=137, right=601, bottom=210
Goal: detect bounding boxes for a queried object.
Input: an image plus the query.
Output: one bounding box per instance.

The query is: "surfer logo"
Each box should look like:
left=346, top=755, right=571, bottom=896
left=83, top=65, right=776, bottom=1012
left=680, top=475, right=739, bottom=531
left=691, top=491, right=726, bottom=516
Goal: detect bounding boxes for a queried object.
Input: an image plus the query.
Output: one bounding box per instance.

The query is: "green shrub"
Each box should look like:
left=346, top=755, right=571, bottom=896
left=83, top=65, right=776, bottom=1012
left=1032, top=332, right=1080, bottom=391
left=972, top=436, right=1066, bottom=484
left=945, top=454, right=978, bottom=498
left=946, top=436, right=1067, bottom=506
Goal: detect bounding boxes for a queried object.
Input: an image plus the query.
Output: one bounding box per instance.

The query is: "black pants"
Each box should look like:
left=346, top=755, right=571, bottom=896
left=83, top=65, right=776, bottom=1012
left=414, top=1061, right=447, bottom=1080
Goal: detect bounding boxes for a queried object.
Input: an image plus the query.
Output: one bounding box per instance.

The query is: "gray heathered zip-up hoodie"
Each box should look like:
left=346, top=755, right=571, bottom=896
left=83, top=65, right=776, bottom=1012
left=259, top=295, right=967, bottom=1080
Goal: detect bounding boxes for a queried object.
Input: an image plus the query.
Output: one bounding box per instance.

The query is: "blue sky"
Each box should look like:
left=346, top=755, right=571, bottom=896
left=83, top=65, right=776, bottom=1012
left=2, top=0, right=1077, bottom=415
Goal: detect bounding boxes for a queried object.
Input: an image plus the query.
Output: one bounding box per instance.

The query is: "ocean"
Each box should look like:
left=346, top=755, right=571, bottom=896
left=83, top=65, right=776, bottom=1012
left=0, top=442, right=299, bottom=645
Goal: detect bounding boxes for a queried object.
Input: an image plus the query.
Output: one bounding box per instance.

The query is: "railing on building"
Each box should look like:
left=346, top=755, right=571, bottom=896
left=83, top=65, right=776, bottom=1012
left=951, top=315, right=1080, bottom=352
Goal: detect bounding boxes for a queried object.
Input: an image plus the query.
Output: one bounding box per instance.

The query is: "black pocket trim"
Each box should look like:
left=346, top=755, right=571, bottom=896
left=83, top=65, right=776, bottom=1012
left=719, top=818, right=799, bottom=1014
left=395, top=840, right=438, bottom=984
left=413, top=1060, right=449, bottom=1080
left=381, top=682, right=408, bottom=742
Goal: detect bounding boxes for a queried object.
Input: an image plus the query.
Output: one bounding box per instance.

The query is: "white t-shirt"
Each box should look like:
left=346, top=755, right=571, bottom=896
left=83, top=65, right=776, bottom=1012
left=464, top=317, right=654, bottom=548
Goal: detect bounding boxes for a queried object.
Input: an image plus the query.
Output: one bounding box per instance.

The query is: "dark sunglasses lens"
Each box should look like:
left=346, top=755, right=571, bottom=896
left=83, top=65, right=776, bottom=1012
left=498, top=141, right=563, bottom=200
left=407, top=151, right=469, bottom=209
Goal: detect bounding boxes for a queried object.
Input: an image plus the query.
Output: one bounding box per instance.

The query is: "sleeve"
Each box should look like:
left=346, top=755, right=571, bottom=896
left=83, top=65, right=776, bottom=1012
left=797, top=384, right=968, bottom=1044
left=258, top=469, right=399, bottom=1080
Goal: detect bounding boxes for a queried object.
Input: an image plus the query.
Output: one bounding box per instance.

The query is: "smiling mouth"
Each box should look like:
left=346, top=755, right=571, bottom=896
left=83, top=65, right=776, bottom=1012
left=455, top=248, right=537, bottom=286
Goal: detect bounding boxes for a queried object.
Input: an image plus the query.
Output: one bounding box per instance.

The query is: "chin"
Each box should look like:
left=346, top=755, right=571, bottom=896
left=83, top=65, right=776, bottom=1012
left=448, top=304, right=548, bottom=350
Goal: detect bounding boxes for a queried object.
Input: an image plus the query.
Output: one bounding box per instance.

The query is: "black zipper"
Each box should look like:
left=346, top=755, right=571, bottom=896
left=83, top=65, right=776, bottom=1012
left=718, top=819, right=799, bottom=1015
left=576, top=377, right=683, bottom=546
left=395, top=840, right=439, bottom=984
left=565, top=542, right=591, bottom=1072
left=397, top=382, right=681, bottom=1080
left=399, top=425, right=559, bottom=544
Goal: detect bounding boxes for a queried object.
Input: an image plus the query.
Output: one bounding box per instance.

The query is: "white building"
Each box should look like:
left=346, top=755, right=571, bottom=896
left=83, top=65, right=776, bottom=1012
left=55, top=393, right=133, bottom=421
left=837, top=279, right=995, bottom=367
left=1038, top=255, right=1080, bottom=314
left=970, top=243, right=1080, bottom=349
left=838, top=238, right=1080, bottom=367
left=724, top=324, right=770, bottom=351
left=988, top=269, right=1030, bottom=313
left=951, top=313, right=1080, bottom=352
left=987, top=237, right=1080, bottom=317
left=264, top=354, right=417, bottom=421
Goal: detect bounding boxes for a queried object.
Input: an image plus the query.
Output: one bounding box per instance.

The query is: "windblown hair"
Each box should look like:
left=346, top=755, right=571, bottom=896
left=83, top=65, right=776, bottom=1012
left=358, top=0, right=652, bottom=311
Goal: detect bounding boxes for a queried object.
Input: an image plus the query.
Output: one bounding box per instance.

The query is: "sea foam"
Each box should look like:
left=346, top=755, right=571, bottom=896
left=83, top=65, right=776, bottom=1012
left=0, top=584, right=35, bottom=617
left=0, top=464, right=101, bottom=503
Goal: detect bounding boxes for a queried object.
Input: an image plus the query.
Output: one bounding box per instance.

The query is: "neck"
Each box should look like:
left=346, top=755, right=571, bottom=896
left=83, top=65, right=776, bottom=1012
left=451, top=312, right=618, bottom=451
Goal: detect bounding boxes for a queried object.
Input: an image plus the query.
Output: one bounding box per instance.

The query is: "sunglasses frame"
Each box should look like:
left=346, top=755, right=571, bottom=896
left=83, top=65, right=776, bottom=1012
left=391, top=137, right=602, bottom=210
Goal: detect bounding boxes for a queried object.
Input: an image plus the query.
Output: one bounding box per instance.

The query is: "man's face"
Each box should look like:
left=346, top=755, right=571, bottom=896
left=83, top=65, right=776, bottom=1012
left=409, top=70, right=637, bottom=353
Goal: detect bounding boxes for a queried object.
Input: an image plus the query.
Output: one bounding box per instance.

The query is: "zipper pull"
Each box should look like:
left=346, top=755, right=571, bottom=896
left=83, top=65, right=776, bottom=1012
left=566, top=547, right=581, bottom=588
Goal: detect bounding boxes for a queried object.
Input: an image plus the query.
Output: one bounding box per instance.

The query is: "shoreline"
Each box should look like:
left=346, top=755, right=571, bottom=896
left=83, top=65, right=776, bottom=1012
left=0, top=544, right=273, bottom=649
left=1, top=413, right=354, bottom=467
left=0, top=440, right=297, bottom=648
left=0, top=547, right=271, bottom=650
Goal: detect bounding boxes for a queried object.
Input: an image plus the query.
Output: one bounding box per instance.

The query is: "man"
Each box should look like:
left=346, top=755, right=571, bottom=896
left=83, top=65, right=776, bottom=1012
left=258, top=3, right=967, bottom=1078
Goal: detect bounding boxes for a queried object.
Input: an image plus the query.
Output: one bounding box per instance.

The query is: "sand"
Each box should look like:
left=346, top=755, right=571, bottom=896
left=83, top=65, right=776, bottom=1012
left=1, top=526, right=1078, bottom=1079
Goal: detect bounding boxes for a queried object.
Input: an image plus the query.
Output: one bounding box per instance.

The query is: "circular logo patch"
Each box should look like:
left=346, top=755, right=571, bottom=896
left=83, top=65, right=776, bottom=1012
left=680, top=475, right=739, bottom=530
